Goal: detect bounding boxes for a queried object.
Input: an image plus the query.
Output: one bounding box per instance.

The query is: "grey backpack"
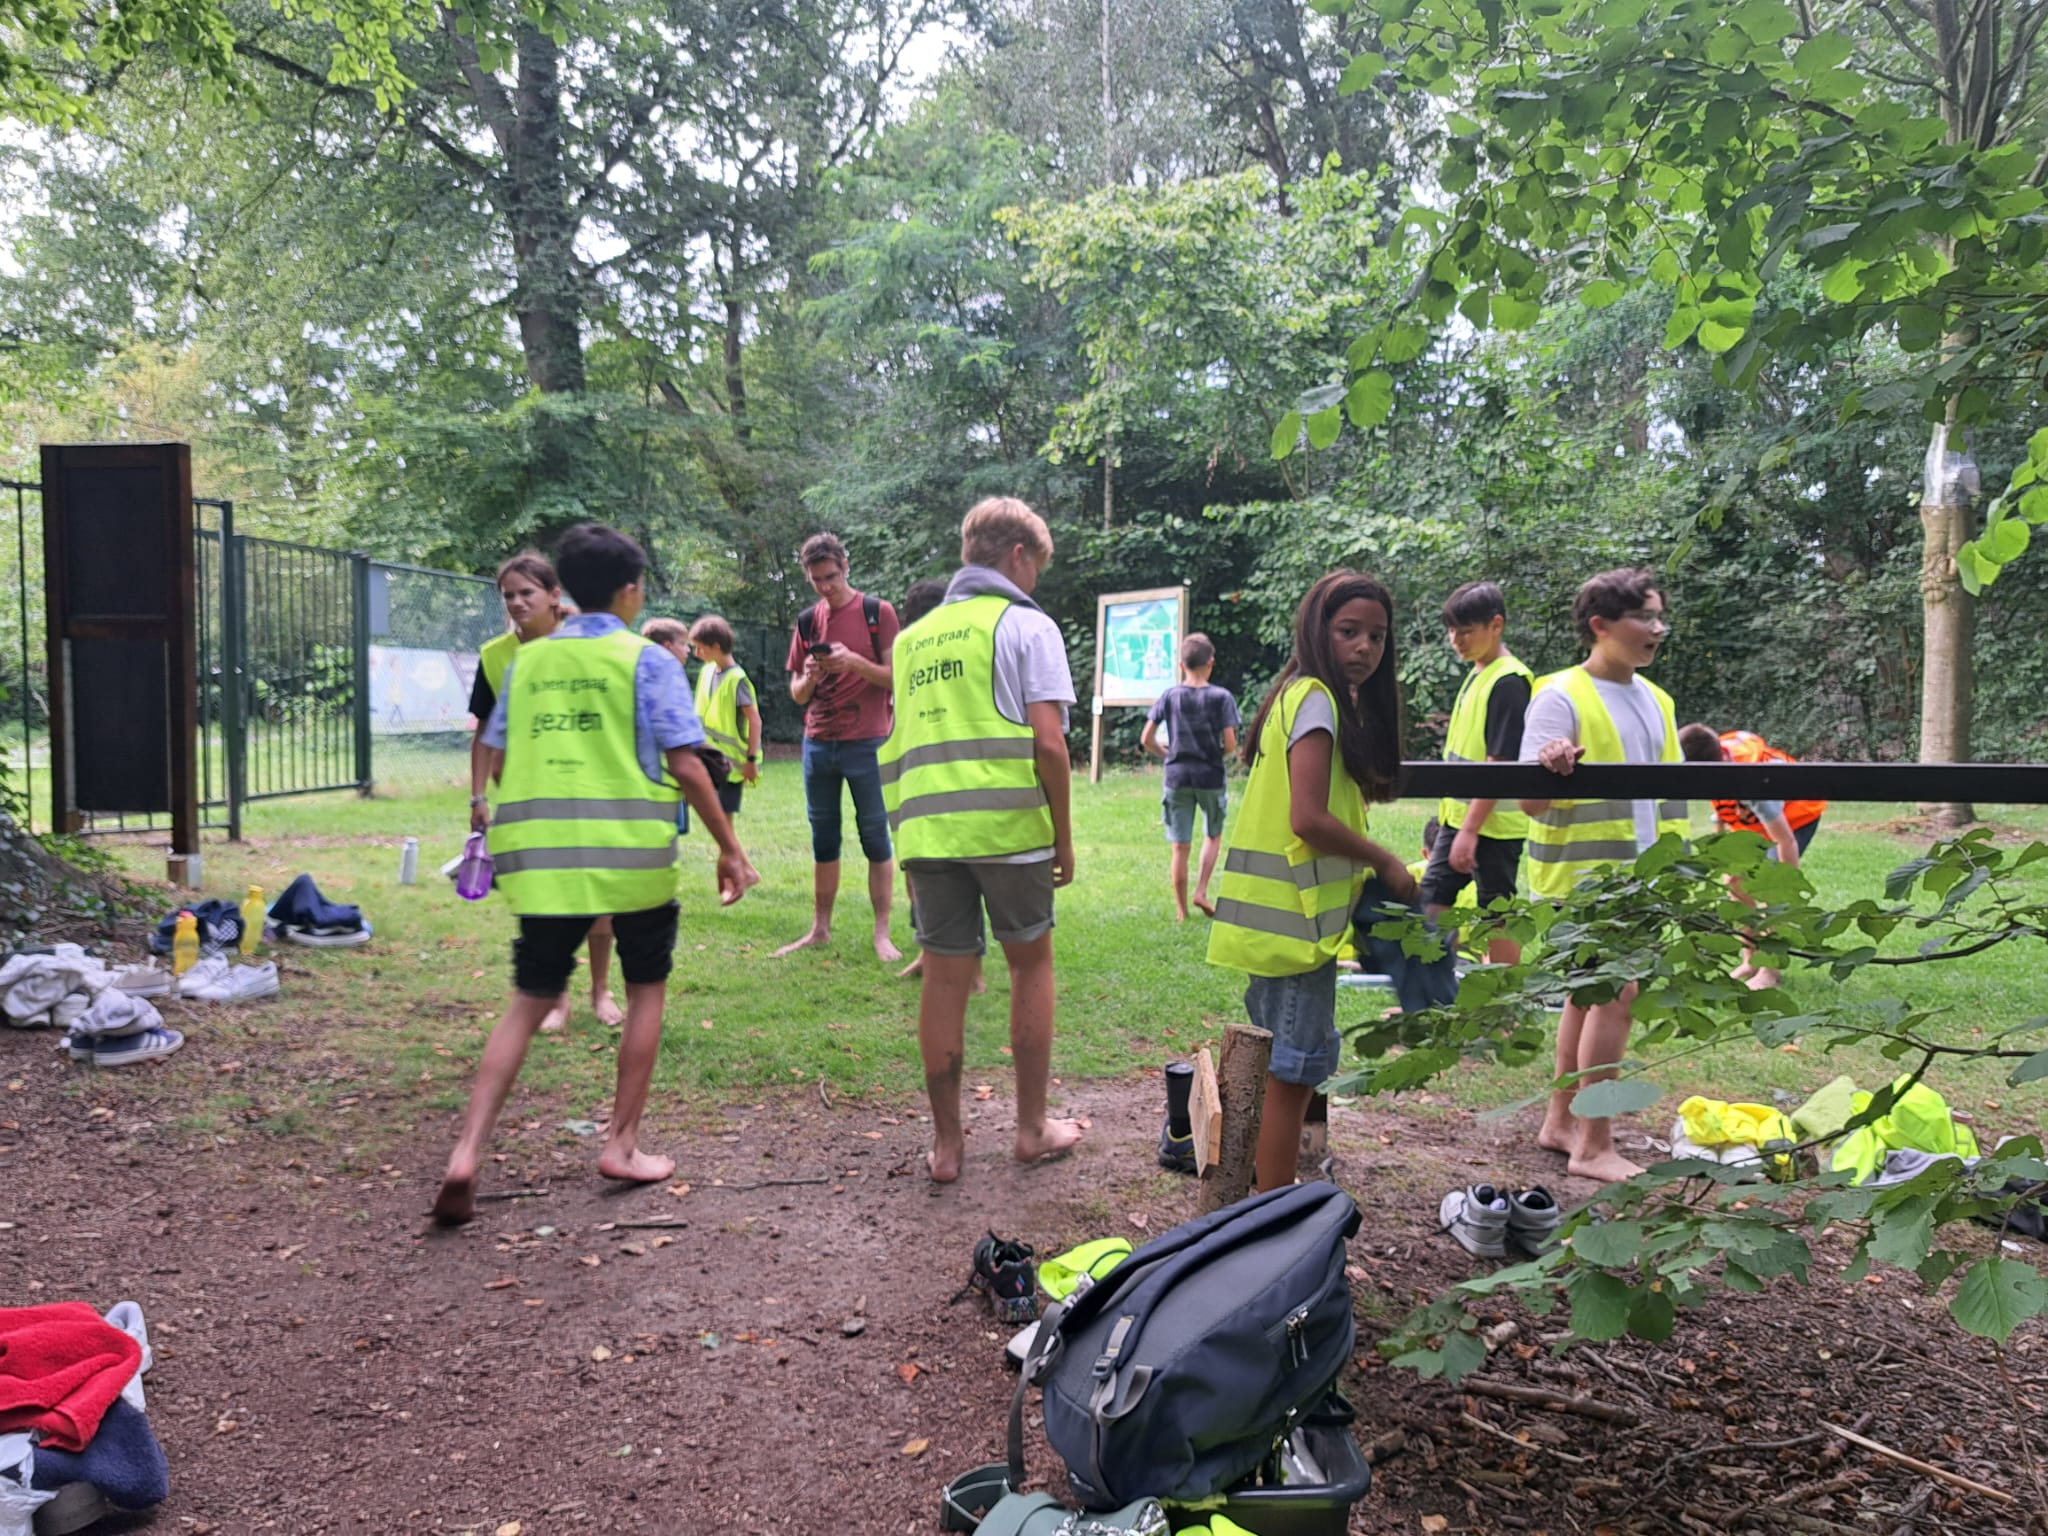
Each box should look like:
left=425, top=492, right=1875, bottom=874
left=1009, top=1181, right=1361, bottom=1509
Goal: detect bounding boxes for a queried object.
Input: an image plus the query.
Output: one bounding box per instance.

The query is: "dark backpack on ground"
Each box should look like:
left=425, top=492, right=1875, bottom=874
left=1010, top=1181, right=1361, bottom=1510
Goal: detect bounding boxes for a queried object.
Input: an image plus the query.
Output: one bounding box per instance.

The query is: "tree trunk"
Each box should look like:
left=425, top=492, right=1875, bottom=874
left=505, top=27, right=586, bottom=397
left=724, top=230, right=750, bottom=443
left=1917, top=414, right=1977, bottom=827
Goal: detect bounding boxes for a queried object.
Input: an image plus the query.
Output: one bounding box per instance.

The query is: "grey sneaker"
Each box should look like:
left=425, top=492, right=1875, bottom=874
left=1439, top=1184, right=1510, bottom=1258
left=1506, top=1186, right=1563, bottom=1256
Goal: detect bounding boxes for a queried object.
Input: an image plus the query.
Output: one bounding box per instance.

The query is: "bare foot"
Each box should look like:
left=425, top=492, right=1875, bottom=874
left=592, top=991, right=624, bottom=1027
left=927, top=1141, right=964, bottom=1184
left=1536, top=1115, right=1576, bottom=1155
left=598, top=1147, right=676, bottom=1184
left=1015, top=1118, right=1085, bottom=1166
left=897, top=953, right=924, bottom=980
left=874, top=931, right=903, bottom=963
left=539, top=997, right=570, bottom=1034
left=1192, top=893, right=1216, bottom=918
left=1568, top=1147, right=1645, bottom=1182
left=1174, top=904, right=1188, bottom=923
left=1746, top=968, right=1781, bottom=991
left=774, top=926, right=830, bottom=958
left=431, top=1171, right=476, bottom=1227
left=1730, top=961, right=1757, bottom=982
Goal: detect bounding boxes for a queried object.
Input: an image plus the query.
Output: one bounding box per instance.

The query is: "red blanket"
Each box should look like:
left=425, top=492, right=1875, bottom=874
left=0, top=1302, right=143, bottom=1451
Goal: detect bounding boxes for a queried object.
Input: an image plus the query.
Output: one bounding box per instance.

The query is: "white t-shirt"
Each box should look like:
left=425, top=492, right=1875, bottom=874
left=1519, top=673, right=1667, bottom=852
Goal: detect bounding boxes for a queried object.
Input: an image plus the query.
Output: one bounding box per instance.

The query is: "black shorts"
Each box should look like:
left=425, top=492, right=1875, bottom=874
left=511, top=902, right=679, bottom=998
left=1419, top=824, right=1523, bottom=910
left=716, top=778, right=744, bottom=816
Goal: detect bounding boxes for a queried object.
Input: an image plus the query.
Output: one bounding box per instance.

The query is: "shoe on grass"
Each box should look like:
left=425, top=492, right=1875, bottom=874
left=1439, top=1184, right=1510, bottom=1258
left=1506, top=1186, right=1563, bottom=1256
left=1157, top=1120, right=1197, bottom=1174
left=66, top=1026, right=184, bottom=1067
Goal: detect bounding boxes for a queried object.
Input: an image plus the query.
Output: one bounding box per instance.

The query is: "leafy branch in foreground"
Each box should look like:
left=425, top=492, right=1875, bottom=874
left=1327, top=828, right=2048, bottom=1377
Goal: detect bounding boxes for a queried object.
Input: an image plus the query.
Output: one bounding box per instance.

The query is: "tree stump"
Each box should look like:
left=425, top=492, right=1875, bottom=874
left=1198, top=1021, right=1273, bottom=1213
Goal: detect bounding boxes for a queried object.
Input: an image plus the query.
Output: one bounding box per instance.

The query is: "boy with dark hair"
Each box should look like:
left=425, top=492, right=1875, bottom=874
left=687, top=614, right=761, bottom=817
left=1141, top=632, right=1240, bottom=921
left=1421, top=581, right=1531, bottom=964
left=433, top=523, right=759, bottom=1225
left=1518, top=566, right=1687, bottom=1182
left=1678, top=721, right=1820, bottom=990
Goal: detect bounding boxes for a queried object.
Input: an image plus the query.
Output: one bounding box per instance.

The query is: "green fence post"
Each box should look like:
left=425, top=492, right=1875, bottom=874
left=351, top=553, right=372, bottom=794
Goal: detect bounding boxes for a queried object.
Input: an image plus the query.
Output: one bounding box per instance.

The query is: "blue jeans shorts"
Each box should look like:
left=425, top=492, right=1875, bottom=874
left=1162, top=787, right=1227, bottom=844
left=1245, top=960, right=1340, bottom=1087
left=802, top=734, right=892, bottom=864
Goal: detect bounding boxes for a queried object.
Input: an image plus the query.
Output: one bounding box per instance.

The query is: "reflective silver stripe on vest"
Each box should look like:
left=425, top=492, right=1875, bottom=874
left=493, top=797, right=681, bottom=826
left=1537, top=798, right=1637, bottom=827
left=701, top=727, right=748, bottom=758
left=1211, top=897, right=1353, bottom=944
left=878, top=737, right=1037, bottom=785
left=1658, top=800, right=1688, bottom=821
left=494, top=844, right=677, bottom=876
left=1443, top=749, right=1477, bottom=763
left=890, top=785, right=1049, bottom=821
left=1525, top=838, right=1639, bottom=864
left=1223, top=846, right=1363, bottom=890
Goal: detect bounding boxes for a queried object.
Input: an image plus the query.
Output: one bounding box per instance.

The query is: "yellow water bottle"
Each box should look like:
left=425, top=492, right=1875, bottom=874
left=240, top=886, right=265, bottom=955
left=171, top=910, right=200, bottom=978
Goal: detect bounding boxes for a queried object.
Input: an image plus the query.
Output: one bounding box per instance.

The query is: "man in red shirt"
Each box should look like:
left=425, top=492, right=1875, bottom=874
left=780, top=532, right=903, bottom=960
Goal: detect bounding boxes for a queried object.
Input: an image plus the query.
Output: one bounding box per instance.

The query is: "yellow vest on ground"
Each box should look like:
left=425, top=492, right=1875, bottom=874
left=878, top=595, right=1053, bottom=860
left=480, top=629, right=522, bottom=703
left=1438, top=652, right=1534, bottom=840
left=693, top=660, right=751, bottom=784
left=1525, top=666, right=1687, bottom=900
left=1207, top=678, right=1369, bottom=978
left=487, top=628, right=681, bottom=915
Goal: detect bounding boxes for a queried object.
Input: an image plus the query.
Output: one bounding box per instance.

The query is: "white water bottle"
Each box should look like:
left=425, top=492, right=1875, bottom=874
left=398, top=836, right=419, bottom=885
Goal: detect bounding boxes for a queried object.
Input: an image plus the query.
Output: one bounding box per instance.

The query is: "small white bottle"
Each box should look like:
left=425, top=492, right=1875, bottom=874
left=398, top=836, right=419, bottom=885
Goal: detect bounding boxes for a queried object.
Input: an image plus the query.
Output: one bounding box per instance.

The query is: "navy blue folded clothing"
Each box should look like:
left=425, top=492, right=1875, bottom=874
left=268, top=873, right=364, bottom=933
left=30, top=1398, right=169, bottom=1510
left=1353, top=877, right=1460, bottom=1015
left=146, top=898, right=245, bottom=956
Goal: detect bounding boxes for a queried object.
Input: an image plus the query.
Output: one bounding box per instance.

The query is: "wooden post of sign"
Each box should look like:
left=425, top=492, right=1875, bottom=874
left=1198, top=1022, right=1273, bottom=1213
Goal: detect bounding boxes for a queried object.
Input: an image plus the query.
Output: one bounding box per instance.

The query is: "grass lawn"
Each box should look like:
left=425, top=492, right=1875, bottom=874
left=100, top=770, right=2048, bottom=1143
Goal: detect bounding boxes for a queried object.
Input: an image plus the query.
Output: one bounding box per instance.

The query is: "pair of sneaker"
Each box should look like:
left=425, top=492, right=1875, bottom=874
left=1439, top=1183, right=1563, bottom=1259
left=175, top=955, right=280, bottom=1003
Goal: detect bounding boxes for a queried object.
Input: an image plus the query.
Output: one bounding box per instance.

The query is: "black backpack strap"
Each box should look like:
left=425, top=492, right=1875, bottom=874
left=863, top=591, right=883, bottom=661
left=1007, top=1299, right=1067, bottom=1487
left=796, top=603, right=818, bottom=647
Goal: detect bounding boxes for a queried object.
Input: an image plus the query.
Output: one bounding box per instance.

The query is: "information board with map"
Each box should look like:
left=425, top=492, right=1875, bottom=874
left=1090, top=585, right=1188, bottom=781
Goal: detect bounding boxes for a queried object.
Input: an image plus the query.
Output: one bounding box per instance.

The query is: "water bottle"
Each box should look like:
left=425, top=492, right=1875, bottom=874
left=454, top=832, right=493, bottom=902
left=398, top=836, right=419, bottom=885
left=171, top=911, right=199, bottom=978
left=239, top=886, right=265, bottom=955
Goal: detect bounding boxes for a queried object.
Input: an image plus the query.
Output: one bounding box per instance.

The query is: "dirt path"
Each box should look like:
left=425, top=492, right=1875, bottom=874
left=5, top=1021, right=2045, bottom=1534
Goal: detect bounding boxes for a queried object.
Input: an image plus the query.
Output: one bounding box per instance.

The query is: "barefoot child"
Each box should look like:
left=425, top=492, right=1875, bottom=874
left=1677, top=722, right=1816, bottom=990
left=1208, top=571, right=1414, bottom=1193
left=880, top=500, right=1083, bottom=1182
left=470, top=554, right=625, bottom=1031
left=1519, top=568, right=1688, bottom=1182
left=435, top=524, right=759, bottom=1224
left=1141, top=633, right=1240, bottom=921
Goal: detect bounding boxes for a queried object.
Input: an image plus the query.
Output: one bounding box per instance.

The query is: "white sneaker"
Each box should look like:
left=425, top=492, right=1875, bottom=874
left=182, top=960, right=279, bottom=1003
left=174, top=953, right=230, bottom=999
left=109, top=961, right=171, bottom=998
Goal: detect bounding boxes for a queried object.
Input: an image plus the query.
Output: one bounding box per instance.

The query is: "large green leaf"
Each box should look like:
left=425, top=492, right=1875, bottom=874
left=1950, top=1259, right=2048, bottom=1341
left=1567, top=1270, right=1633, bottom=1341
left=1571, top=1077, right=1663, bottom=1119
left=1569, top=1218, right=1644, bottom=1267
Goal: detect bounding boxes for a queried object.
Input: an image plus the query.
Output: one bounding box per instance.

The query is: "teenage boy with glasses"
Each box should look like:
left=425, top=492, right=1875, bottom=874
left=1518, top=569, right=1687, bottom=1182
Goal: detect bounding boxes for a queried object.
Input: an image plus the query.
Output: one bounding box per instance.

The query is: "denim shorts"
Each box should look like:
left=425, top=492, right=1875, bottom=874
left=1162, top=787, right=1228, bottom=844
left=1245, top=960, right=1340, bottom=1087
left=801, top=734, right=891, bottom=864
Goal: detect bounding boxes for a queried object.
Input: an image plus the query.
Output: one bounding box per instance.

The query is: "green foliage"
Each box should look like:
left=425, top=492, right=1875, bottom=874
left=1338, top=829, right=2048, bottom=1375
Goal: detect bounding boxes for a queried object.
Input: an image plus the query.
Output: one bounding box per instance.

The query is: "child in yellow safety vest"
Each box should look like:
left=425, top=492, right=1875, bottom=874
left=1207, top=571, right=1414, bottom=1193
left=1518, top=567, right=1688, bottom=1183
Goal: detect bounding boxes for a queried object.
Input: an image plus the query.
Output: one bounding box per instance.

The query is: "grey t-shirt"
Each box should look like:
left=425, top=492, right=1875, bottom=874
left=1519, top=674, right=1667, bottom=852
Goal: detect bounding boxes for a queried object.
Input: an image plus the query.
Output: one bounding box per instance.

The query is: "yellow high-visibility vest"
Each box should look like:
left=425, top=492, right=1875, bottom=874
left=693, top=660, right=752, bottom=784
left=1438, top=652, right=1534, bottom=840
left=879, top=596, right=1053, bottom=860
left=1525, top=665, right=1686, bottom=899
left=1207, top=678, right=1368, bottom=977
left=487, top=628, right=681, bottom=915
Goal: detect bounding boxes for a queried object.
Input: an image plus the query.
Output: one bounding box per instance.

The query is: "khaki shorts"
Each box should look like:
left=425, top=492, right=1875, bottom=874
left=906, top=858, right=1056, bottom=957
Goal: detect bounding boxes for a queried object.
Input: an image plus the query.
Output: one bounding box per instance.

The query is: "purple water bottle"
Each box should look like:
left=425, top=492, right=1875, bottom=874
left=455, top=832, right=494, bottom=901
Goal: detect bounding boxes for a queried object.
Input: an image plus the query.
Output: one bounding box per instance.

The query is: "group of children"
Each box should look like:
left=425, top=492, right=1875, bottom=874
left=433, top=518, right=1815, bottom=1220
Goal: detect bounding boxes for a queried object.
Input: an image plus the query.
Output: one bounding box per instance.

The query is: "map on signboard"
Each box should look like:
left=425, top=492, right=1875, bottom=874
left=1101, top=596, right=1180, bottom=705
